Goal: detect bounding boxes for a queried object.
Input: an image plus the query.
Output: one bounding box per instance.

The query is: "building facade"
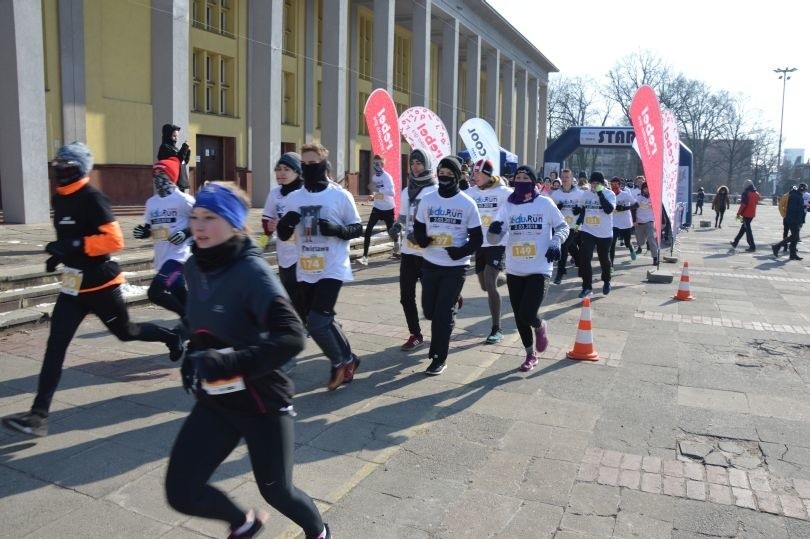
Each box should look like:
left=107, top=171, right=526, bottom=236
left=0, top=0, right=556, bottom=223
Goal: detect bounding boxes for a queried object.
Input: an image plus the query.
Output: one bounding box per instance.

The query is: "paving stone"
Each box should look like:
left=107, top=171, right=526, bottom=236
left=673, top=498, right=740, bottom=537
left=641, top=473, right=662, bottom=494
left=704, top=451, right=729, bottom=467
left=780, top=494, right=807, bottom=519
left=756, top=491, right=781, bottom=515
left=731, top=455, right=761, bottom=469
left=642, top=455, right=662, bottom=473
left=619, top=469, right=641, bottom=489
left=577, top=462, right=599, bottom=482
left=583, top=447, right=604, bottom=465
left=728, top=468, right=749, bottom=488
left=601, top=450, right=623, bottom=468
left=708, top=483, right=733, bottom=505
left=663, top=476, right=685, bottom=497
left=620, top=453, right=643, bottom=470
left=679, top=441, right=713, bottom=460
left=733, top=487, right=757, bottom=510
left=686, top=480, right=706, bottom=501
left=597, top=466, right=619, bottom=487
left=662, top=460, right=683, bottom=478
left=568, top=483, right=621, bottom=516
left=794, top=478, right=810, bottom=499
left=614, top=512, right=672, bottom=539
left=718, top=441, right=744, bottom=454
left=683, top=461, right=705, bottom=481
left=748, top=469, right=771, bottom=492
left=705, top=465, right=728, bottom=485
left=560, top=512, right=616, bottom=536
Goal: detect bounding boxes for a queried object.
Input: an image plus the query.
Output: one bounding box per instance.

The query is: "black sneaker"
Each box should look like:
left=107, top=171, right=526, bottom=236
left=425, top=358, right=446, bottom=376
left=167, top=332, right=185, bottom=362
left=3, top=411, right=48, bottom=437
left=307, top=523, right=331, bottom=539
left=772, top=244, right=781, bottom=258
left=745, top=247, right=756, bottom=253
left=553, top=274, right=563, bottom=285
left=227, top=509, right=269, bottom=538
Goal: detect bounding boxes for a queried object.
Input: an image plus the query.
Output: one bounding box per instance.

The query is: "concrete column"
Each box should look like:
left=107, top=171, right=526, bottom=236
left=347, top=2, right=359, bottom=172
left=248, top=0, right=283, bottom=206
left=484, top=48, right=500, bottom=128
left=303, top=0, right=316, bottom=142
left=59, top=0, right=86, bottom=144
left=321, top=0, right=348, bottom=180
left=152, top=0, right=189, bottom=158
left=465, top=35, right=481, bottom=121
left=372, top=0, right=394, bottom=92
left=500, top=58, right=515, bottom=151
left=411, top=0, right=431, bottom=106
left=0, top=0, right=49, bottom=223
left=538, top=80, right=549, bottom=166
left=514, top=68, right=527, bottom=163
left=527, top=76, right=539, bottom=169
left=439, top=18, right=459, bottom=152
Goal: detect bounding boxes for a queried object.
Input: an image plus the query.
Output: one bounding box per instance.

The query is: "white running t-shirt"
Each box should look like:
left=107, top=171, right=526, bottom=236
left=578, top=188, right=616, bottom=238
left=466, top=181, right=513, bottom=247
left=416, top=190, right=482, bottom=267
left=262, top=185, right=300, bottom=269
left=612, top=188, right=637, bottom=230
left=399, top=184, right=438, bottom=256
left=550, top=186, right=582, bottom=227
left=143, top=190, right=195, bottom=270
left=496, top=195, right=567, bottom=277
left=371, top=171, right=396, bottom=211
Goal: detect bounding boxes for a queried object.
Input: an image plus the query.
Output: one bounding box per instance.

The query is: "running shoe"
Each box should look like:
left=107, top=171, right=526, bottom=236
left=485, top=328, right=503, bottom=344
left=401, top=334, right=425, bottom=351
left=534, top=320, right=549, bottom=353
left=519, top=352, right=538, bottom=372
left=3, top=411, right=48, bottom=437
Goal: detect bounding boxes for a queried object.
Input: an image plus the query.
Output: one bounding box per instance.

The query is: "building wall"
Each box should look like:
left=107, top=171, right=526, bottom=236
left=43, top=0, right=62, bottom=157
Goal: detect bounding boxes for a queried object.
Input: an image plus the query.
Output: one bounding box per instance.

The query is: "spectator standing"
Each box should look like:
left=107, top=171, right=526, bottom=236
left=157, top=123, right=191, bottom=192
left=712, top=185, right=730, bottom=228
left=771, top=184, right=806, bottom=260
left=730, top=181, right=760, bottom=252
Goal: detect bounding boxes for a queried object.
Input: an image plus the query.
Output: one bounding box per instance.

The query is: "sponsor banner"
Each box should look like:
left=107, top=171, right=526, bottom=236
left=630, top=85, right=664, bottom=248
left=661, top=109, right=680, bottom=239
left=398, top=107, right=452, bottom=163
left=459, top=118, right=501, bottom=176
left=364, top=89, right=401, bottom=214
left=579, top=128, right=637, bottom=147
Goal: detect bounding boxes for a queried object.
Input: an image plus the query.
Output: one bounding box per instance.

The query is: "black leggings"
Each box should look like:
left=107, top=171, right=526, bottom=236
left=506, top=273, right=549, bottom=348
left=147, top=259, right=187, bottom=317
left=610, top=227, right=634, bottom=265
left=555, top=229, right=579, bottom=279
left=715, top=210, right=725, bottom=227
left=32, top=284, right=179, bottom=415
left=399, top=253, right=423, bottom=336
left=362, top=207, right=396, bottom=256
left=578, top=232, right=612, bottom=290
left=420, top=262, right=466, bottom=362
left=297, top=278, right=354, bottom=367
left=165, top=401, right=323, bottom=536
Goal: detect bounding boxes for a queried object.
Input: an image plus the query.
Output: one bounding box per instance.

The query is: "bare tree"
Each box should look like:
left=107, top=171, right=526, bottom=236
left=605, top=50, right=675, bottom=120
left=547, top=75, right=608, bottom=139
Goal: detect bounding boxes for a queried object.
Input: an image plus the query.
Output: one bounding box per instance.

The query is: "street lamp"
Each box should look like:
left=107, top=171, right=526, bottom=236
left=774, top=67, right=797, bottom=194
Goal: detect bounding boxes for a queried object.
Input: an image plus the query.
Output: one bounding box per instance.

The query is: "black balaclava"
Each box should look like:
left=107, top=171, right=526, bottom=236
left=508, top=165, right=539, bottom=204
left=302, top=160, right=329, bottom=192
left=407, top=149, right=436, bottom=202
left=437, top=156, right=462, bottom=198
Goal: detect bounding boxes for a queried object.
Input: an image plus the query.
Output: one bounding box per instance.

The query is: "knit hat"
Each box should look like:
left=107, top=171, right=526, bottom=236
left=153, top=157, right=181, bottom=183
left=589, top=171, right=606, bottom=184
left=514, top=165, right=537, bottom=183
left=473, top=159, right=494, bottom=177
left=578, top=171, right=588, bottom=180
left=54, top=141, right=94, bottom=185
left=276, top=152, right=302, bottom=175
left=437, top=156, right=462, bottom=180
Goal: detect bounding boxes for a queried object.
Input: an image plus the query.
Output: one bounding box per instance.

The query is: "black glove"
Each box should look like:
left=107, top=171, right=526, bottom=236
left=188, top=349, right=239, bottom=382
left=615, top=204, right=627, bottom=212
left=318, top=219, right=345, bottom=237
left=45, top=256, right=60, bottom=273
left=445, top=246, right=466, bottom=260
left=45, top=238, right=83, bottom=258
left=388, top=222, right=403, bottom=241
left=488, top=221, right=503, bottom=236
left=556, top=202, right=564, bottom=211
left=545, top=244, right=562, bottom=263
left=133, top=224, right=151, bottom=239
left=571, top=206, right=582, bottom=215
left=168, top=229, right=189, bottom=245
left=276, top=211, right=301, bottom=241
left=180, top=356, right=196, bottom=394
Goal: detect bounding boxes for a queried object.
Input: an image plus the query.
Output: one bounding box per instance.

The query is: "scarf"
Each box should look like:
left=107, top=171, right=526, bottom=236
left=192, top=235, right=245, bottom=273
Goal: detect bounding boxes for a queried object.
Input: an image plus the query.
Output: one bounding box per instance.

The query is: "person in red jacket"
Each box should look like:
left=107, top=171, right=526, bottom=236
left=730, top=181, right=761, bottom=252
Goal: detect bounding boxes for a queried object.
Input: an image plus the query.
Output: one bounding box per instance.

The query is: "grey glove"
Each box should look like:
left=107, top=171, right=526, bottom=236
left=388, top=222, right=403, bottom=241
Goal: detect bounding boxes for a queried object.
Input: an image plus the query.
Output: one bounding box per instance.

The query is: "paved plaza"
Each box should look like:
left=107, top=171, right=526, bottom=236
left=1, top=204, right=810, bottom=538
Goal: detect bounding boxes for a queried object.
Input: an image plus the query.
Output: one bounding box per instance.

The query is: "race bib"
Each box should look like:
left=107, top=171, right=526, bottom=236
left=585, top=216, right=601, bottom=226
left=200, top=348, right=246, bottom=395
left=299, top=255, right=325, bottom=273
left=565, top=215, right=573, bottom=225
left=59, top=267, right=83, bottom=296
left=430, top=233, right=453, bottom=247
left=407, top=239, right=422, bottom=250
left=374, top=193, right=384, bottom=200
left=152, top=227, right=170, bottom=241
left=511, top=243, right=537, bottom=260
left=481, top=214, right=493, bottom=226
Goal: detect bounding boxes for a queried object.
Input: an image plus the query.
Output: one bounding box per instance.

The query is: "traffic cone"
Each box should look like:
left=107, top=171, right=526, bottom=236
left=566, top=298, right=599, bottom=361
left=673, top=261, right=694, bottom=301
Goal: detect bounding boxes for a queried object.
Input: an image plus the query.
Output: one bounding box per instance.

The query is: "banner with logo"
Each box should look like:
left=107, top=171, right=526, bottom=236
left=398, top=107, right=452, bottom=165
left=459, top=118, right=501, bottom=176
left=661, top=109, right=680, bottom=240
left=364, top=89, right=401, bottom=214
left=630, top=85, right=664, bottom=249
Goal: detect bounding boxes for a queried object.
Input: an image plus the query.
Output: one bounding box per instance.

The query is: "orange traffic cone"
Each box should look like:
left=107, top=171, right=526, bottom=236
left=673, top=261, right=694, bottom=301
left=566, top=297, right=599, bottom=361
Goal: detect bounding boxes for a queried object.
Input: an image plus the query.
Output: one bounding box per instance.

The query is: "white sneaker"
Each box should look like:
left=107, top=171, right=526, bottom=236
left=357, top=256, right=368, bottom=266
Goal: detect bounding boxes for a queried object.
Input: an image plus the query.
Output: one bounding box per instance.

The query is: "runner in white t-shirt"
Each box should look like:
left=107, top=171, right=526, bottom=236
left=413, top=156, right=482, bottom=376
left=358, top=154, right=398, bottom=265
left=467, top=159, right=513, bottom=345
left=608, top=176, right=638, bottom=267
left=395, top=149, right=438, bottom=351
left=488, top=165, right=569, bottom=372
left=276, top=143, right=363, bottom=391
left=133, top=158, right=194, bottom=318
left=574, top=171, right=616, bottom=298
left=549, top=168, right=581, bottom=284
left=261, top=152, right=304, bottom=317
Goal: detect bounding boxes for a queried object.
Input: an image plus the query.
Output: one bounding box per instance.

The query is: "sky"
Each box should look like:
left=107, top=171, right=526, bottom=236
left=487, top=0, right=808, bottom=159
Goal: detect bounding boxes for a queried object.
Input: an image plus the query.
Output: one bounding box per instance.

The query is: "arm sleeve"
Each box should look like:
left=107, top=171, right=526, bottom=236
left=597, top=190, right=615, bottom=214
left=84, top=191, right=125, bottom=256
left=454, top=226, right=483, bottom=258
left=339, top=191, right=363, bottom=240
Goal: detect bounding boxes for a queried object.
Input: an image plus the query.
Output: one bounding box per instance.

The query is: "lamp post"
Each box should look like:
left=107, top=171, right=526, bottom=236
left=774, top=67, right=797, bottom=194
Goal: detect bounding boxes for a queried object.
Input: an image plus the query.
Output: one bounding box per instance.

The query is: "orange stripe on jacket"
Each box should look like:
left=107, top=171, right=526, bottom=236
left=84, top=221, right=125, bottom=256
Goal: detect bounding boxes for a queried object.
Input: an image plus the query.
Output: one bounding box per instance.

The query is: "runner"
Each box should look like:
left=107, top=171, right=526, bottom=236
left=165, top=182, right=330, bottom=539
left=2, top=142, right=184, bottom=438
left=549, top=168, right=581, bottom=284
left=413, top=156, right=482, bottom=375
left=488, top=165, right=569, bottom=371
left=466, top=159, right=512, bottom=344
left=609, top=176, right=638, bottom=268
left=276, top=143, right=363, bottom=390
left=634, top=181, right=660, bottom=265
left=133, top=158, right=194, bottom=318
left=395, top=149, right=438, bottom=351
left=574, top=171, right=616, bottom=298
left=358, top=154, right=397, bottom=266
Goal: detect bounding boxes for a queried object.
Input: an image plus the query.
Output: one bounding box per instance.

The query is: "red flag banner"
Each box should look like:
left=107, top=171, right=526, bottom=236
left=630, top=85, right=664, bottom=249
left=363, top=89, right=401, bottom=215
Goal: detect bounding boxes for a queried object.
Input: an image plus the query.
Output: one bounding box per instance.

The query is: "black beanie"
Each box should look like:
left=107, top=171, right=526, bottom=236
left=515, top=165, right=537, bottom=183
left=438, top=156, right=462, bottom=180
left=589, top=171, right=606, bottom=184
